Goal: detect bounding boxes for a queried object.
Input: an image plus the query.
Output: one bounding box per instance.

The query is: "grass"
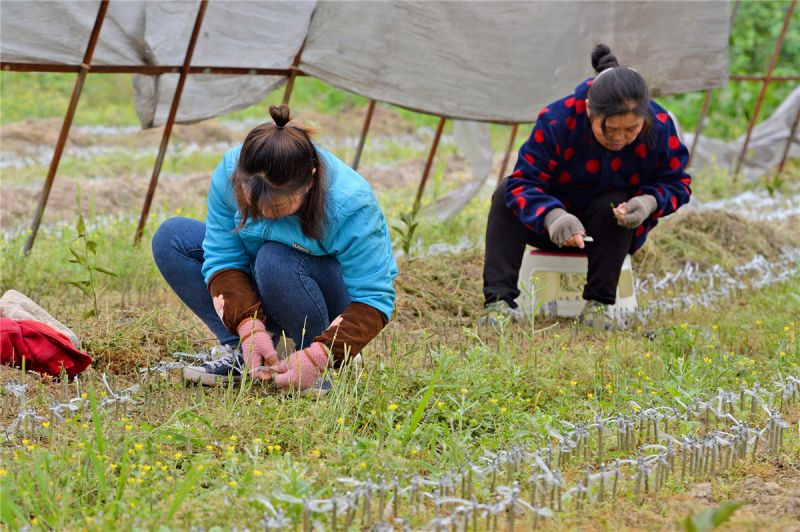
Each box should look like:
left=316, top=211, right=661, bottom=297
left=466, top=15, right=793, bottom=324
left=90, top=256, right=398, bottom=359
left=1, top=257, right=798, bottom=528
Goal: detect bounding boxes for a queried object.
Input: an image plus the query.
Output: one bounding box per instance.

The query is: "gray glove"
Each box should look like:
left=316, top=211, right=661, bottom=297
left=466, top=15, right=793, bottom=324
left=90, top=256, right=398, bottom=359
left=544, top=208, right=585, bottom=246
left=617, top=195, right=657, bottom=228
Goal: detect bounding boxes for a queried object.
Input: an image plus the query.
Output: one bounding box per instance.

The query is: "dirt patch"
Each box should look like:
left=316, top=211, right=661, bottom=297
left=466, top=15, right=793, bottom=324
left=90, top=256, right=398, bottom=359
left=363, top=155, right=472, bottom=193
left=0, top=173, right=211, bottom=231
left=170, top=121, right=241, bottom=145
left=732, top=470, right=800, bottom=520
left=1, top=118, right=91, bottom=148
left=296, top=105, right=419, bottom=140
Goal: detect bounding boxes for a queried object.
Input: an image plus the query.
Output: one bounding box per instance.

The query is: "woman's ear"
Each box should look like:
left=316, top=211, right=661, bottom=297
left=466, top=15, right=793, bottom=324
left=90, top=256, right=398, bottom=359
left=585, top=98, right=592, bottom=119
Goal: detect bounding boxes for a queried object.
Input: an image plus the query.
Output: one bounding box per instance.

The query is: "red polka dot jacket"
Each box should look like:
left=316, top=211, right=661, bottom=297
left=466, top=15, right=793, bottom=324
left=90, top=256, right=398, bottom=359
left=505, top=78, right=692, bottom=253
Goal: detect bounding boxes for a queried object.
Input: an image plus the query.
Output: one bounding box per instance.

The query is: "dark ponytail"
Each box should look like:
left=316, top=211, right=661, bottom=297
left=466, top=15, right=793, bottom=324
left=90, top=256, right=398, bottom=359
left=587, top=44, right=652, bottom=139
left=233, top=104, right=328, bottom=239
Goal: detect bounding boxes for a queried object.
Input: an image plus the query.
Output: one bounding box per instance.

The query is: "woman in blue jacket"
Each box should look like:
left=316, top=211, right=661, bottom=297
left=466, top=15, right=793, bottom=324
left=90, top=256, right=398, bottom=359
left=152, top=104, right=397, bottom=391
left=482, top=44, right=691, bottom=329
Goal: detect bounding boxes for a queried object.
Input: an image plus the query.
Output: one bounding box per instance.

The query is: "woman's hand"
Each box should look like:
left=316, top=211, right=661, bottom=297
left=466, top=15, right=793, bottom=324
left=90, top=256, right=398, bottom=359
left=237, top=318, right=285, bottom=380
left=613, top=195, right=657, bottom=228
left=273, top=342, right=329, bottom=391
left=544, top=208, right=587, bottom=249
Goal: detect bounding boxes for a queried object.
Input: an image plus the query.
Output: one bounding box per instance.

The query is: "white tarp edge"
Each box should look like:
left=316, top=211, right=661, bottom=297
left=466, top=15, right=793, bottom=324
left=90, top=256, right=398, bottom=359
left=302, top=1, right=729, bottom=123
left=1, top=1, right=729, bottom=126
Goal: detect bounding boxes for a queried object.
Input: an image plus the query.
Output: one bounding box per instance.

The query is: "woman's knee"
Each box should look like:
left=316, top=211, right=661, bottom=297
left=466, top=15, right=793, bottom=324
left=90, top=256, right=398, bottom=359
left=253, top=242, right=299, bottom=290
left=152, top=217, right=204, bottom=266
left=151, top=217, right=183, bottom=261
left=492, top=178, right=508, bottom=210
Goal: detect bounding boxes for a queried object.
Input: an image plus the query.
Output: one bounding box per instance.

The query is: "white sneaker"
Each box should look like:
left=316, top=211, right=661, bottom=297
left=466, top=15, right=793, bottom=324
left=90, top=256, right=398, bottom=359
left=478, top=300, right=526, bottom=327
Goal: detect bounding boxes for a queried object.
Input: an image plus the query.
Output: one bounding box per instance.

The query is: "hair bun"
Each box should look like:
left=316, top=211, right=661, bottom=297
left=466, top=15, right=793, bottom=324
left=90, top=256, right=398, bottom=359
left=269, top=104, right=291, bottom=128
left=591, top=43, right=620, bottom=74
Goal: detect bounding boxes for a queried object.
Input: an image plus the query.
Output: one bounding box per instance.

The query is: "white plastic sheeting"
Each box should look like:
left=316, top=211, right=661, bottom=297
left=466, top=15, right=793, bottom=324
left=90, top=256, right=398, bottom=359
left=682, top=87, right=800, bottom=181
left=132, top=1, right=315, bottom=127
left=1, top=0, right=730, bottom=126
left=301, top=1, right=730, bottom=123
left=420, top=120, right=494, bottom=221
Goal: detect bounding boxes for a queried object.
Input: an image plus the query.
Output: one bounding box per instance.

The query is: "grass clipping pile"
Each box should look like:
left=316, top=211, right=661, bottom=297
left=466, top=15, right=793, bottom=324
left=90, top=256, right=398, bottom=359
left=392, top=210, right=789, bottom=329
left=636, top=210, right=787, bottom=273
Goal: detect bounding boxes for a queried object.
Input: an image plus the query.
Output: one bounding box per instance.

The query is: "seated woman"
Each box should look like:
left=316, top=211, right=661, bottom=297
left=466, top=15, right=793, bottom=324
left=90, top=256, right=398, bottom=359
left=152, top=104, right=397, bottom=392
left=482, top=44, right=691, bottom=329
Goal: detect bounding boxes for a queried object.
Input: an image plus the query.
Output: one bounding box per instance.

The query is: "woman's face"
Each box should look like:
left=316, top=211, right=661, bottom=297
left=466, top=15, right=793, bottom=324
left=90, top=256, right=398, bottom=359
left=258, top=168, right=315, bottom=219
left=260, top=191, right=308, bottom=219
left=587, top=105, right=644, bottom=151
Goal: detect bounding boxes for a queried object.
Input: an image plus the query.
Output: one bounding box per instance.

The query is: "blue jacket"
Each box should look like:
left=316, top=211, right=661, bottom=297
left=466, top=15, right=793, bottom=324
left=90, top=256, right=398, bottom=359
left=201, top=146, right=398, bottom=320
left=506, top=78, right=692, bottom=253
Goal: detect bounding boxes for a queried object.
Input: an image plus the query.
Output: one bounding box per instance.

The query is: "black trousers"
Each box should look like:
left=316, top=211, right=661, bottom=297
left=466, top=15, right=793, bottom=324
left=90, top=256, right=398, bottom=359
left=483, top=179, right=634, bottom=307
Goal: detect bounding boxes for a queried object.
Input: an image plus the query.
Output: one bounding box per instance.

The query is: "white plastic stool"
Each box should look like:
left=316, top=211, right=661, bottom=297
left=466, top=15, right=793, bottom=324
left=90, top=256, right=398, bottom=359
left=516, top=246, right=637, bottom=318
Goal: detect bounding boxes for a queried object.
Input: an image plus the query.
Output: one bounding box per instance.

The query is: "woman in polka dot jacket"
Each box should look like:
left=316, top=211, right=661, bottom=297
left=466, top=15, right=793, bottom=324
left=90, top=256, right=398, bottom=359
left=482, top=44, right=691, bottom=329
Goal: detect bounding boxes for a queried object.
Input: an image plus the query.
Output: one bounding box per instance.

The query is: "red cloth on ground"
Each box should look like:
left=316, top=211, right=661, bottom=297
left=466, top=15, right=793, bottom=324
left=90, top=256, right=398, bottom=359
left=0, top=318, right=92, bottom=378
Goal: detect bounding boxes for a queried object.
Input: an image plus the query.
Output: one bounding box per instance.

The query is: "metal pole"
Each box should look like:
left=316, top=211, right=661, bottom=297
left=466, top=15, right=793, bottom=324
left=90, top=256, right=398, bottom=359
left=352, top=100, right=376, bottom=170
left=282, top=40, right=307, bottom=105
left=497, top=123, right=520, bottom=184
left=23, top=0, right=109, bottom=254
left=729, top=74, right=800, bottom=82
left=687, top=90, right=712, bottom=169
left=733, top=0, right=796, bottom=179
left=413, top=117, right=446, bottom=210
left=1, top=63, right=298, bottom=76
left=134, top=0, right=208, bottom=244
left=776, top=107, right=800, bottom=177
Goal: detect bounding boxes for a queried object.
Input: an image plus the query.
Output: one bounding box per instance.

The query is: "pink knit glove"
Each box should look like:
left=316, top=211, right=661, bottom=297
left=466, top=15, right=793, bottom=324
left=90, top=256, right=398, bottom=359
left=273, top=342, right=329, bottom=391
left=237, top=318, right=286, bottom=379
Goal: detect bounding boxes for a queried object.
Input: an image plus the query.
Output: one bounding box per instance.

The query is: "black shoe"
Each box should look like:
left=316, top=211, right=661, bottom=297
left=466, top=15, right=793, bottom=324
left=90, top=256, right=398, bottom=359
left=182, top=349, right=245, bottom=386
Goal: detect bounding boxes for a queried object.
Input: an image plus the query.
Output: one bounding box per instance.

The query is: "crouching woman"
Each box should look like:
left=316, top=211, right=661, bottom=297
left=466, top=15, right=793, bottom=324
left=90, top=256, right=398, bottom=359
left=152, top=104, right=397, bottom=391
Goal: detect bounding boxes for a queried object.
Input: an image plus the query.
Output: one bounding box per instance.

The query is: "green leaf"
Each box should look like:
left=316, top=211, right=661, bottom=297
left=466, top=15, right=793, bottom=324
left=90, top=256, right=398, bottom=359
left=168, top=464, right=203, bottom=519
left=87, top=386, right=106, bottom=454
left=66, top=280, right=92, bottom=296
left=708, top=501, right=743, bottom=528
left=69, top=247, right=88, bottom=266
left=76, top=214, right=85, bottom=237
left=684, top=501, right=743, bottom=532
left=402, top=365, right=441, bottom=447
left=86, top=240, right=97, bottom=255
left=178, top=409, right=214, bottom=430
left=0, top=484, right=26, bottom=529
left=92, top=265, right=118, bottom=277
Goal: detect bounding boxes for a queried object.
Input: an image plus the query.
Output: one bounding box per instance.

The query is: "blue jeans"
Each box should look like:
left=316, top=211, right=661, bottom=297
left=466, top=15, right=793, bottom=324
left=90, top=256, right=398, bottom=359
left=152, top=217, right=350, bottom=349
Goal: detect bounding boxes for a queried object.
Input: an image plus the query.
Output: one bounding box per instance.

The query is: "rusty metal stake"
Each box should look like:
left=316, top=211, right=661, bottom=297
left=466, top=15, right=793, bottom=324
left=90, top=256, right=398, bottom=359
left=413, top=116, right=446, bottom=210
left=687, top=89, right=712, bottom=169
left=776, top=107, right=800, bottom=177
left=352, top=100, right=376, bottom=170
left=497, top=123, right=520, bottom=185
left=282, top=38, right=307, bottom=105
left=24, top=0, right=109, bottom=254
left=135, top=0, right=208, bottom=244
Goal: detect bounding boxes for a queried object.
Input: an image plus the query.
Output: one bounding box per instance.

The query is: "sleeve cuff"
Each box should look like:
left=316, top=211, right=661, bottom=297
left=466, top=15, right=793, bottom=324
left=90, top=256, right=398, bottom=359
left=208, top=268, right=264, bottom=334
left=312, top=302, right=388, bottom=365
